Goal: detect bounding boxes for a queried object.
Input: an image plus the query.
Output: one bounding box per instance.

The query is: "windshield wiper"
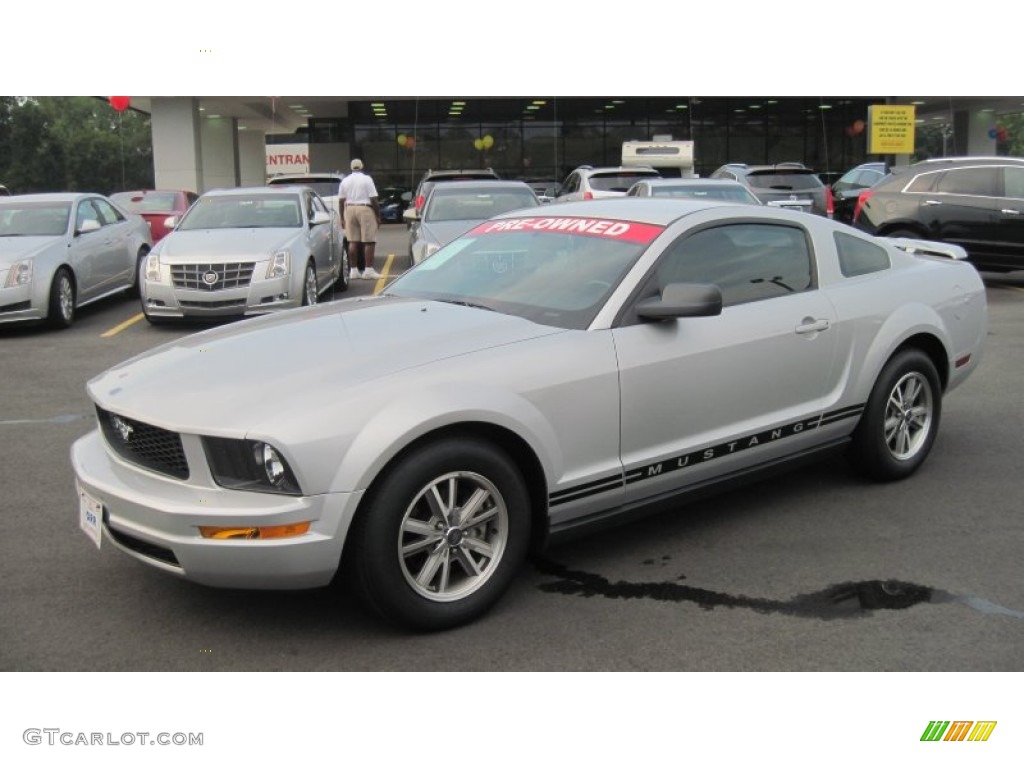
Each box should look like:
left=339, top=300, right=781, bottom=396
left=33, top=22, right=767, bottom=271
left=438, top=299, right=496, bottom=312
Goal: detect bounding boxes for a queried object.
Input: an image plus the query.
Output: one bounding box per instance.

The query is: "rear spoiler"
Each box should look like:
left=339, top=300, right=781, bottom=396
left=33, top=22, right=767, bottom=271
left=884, top=237, right=968, bottom=261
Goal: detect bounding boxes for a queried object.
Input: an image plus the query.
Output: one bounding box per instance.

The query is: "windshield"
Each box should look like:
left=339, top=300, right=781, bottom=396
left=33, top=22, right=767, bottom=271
left=268, top=178, right=340, bottom=198
left=388, top=216, right=663, bottom=330
left=590, top=172, right=659, bottom=192
left=425, top=188, right=539, bottom=222
left=0, top=202, right=71, bottom=236
left=177, top=194, right=302, bottom=230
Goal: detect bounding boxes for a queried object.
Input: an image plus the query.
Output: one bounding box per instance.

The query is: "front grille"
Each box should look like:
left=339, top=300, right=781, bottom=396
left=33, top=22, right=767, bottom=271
left=108, top=526, right=180, bottom=566
left=172, top=262, right=255, bottom=291
left=97, top=407, right=189, bottom=480
left=178, top=298, right=247, bottom=310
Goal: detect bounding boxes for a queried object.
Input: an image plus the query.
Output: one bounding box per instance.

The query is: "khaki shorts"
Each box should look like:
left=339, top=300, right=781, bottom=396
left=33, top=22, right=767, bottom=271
left=344, top=205, right=378, bottom=243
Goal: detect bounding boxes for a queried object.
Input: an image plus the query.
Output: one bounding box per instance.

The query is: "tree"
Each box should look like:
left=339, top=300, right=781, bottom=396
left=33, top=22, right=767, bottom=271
left=0, top=97, right=153, bottom=194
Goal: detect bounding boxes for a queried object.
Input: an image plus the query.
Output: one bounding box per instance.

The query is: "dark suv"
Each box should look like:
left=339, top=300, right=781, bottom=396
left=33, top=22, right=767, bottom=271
left=854, top=156, right=1024, bottom=272
left=411, top=168, right=501, bottom=219
left=710, top=163, right=833, bottom=217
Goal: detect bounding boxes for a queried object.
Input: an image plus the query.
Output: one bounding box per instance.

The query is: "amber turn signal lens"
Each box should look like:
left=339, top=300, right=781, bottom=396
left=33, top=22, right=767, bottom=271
left=198, top=522, right=311, bottom=540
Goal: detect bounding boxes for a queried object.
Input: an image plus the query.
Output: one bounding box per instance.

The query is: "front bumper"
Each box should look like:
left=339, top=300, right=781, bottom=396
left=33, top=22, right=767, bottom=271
left=141, top=271, right=299, bottom=319
left=0, top=280, right=45, bottom=324
left=71, top=429, right=362, bottom=589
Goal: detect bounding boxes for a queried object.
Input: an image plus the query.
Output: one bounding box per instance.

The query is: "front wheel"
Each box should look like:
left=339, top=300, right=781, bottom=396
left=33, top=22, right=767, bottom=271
left=348, top=437, right=531, bottom=630
left=848, top=348, right=941, bottom=481
left=47, top=268, right=75, bottom=329
left=301, top=261, right=318, bottom=306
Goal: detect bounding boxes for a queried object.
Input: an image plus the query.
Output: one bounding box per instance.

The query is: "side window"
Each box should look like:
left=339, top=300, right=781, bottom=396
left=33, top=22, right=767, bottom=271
left=1003, top=167, right=1024, bottom=199
left=935, top=167, right=999, bottom=196
left=906, top=172, right=939, bottom=193
left=93, top=199, right=122, bottom=225
left=76, top=200, right=100, bottom=230
left=834, top=231, right=890, bottom=277
left=656, top=223, right=813, bottom=307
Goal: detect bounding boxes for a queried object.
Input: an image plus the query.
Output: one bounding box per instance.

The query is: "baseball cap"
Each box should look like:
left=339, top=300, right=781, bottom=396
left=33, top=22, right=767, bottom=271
left=350, top=158, right=364, bottom=170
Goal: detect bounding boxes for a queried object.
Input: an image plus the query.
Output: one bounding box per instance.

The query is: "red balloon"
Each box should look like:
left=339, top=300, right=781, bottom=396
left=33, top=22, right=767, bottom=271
left=109, top=96, right=131, bottom=112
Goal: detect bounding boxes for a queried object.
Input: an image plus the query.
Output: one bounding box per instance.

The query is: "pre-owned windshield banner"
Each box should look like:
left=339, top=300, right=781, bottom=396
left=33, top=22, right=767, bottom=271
left=469, top=217, right=664, bottom=244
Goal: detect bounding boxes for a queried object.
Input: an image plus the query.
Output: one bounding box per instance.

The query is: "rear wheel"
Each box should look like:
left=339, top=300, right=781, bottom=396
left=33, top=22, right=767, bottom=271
left=348, top=437, right=531, bottom=631
left=47, top=268, right=75, bottom=329
left=849, top=348, right=941, bottom=481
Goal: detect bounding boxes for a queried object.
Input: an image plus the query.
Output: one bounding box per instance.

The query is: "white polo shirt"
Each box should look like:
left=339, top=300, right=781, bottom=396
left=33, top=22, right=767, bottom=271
left=340, top=171, right=378, bottom=204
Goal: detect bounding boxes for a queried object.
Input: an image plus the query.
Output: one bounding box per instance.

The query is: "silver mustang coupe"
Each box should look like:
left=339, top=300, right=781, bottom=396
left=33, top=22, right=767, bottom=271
left=0, top=193, right=151, bottom=328
left=72, top=199, right=987, bottom=630
left=139, top=186, right=347, bottom=322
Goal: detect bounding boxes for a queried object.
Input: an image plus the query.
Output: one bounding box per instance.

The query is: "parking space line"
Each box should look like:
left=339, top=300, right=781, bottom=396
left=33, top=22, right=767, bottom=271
left=101, top=312, right=144, bottom=337
left=373, top=254, right=396, bottom=295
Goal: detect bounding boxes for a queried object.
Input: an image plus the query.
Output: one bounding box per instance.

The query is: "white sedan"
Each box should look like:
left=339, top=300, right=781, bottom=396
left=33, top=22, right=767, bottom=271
left=0, top=193, right=152, bottom=328
left=72, top=199, right=987, bottom=630
left=140, top=186, right=347, bottom=322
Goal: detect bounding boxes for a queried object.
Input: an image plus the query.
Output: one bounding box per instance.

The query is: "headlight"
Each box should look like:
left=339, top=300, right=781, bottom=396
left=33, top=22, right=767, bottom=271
left=4, top=259, right=33, bottom=288
left=144, top=251, right=162, bottom=283
left=202, top=437, right=302, bottom=495
left=266, top=249, right=291, bottom=279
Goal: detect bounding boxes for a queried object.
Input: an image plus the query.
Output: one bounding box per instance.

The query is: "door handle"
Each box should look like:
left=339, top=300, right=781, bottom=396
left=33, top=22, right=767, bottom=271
left=922, top=199, right=943, bottom=206
left=795, top=318, right=830, bottom=334
left=1001, top=208, right=1021, bottom=215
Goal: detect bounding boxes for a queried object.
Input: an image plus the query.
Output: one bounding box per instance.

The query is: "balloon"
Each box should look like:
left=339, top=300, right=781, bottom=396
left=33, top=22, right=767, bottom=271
left=397, top=134, right=408, bottom=147
left=473, top=138, right=484, bottom=151
left=482, top=134, right=494, bottom=149
left=108, top=96, right=130, bottom=112
left=852, top=119, right=865, bottom=135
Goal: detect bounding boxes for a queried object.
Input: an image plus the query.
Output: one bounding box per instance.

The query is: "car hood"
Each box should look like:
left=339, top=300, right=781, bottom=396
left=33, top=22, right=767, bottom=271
left=87, top=296, right=565, bottom=433
left=156, top=228, right=298, bottom=262
left=419, top=219, right=482, bottom=247
left=0, top=236, right=62, bottom=265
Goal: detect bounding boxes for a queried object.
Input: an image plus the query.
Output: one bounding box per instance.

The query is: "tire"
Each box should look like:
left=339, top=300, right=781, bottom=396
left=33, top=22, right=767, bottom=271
left=301, top=260, right=318, bottom=306
left=883, top=228, right=924, bottom=240
left=848, top=348, right=942, bottom=481
left=47, top=267, right=75, bottom=329
left=348, top=437, right=531, bottom=631
left=127, top=246, right=149, bottom=298
left=335, top=259, right=350, bottom=292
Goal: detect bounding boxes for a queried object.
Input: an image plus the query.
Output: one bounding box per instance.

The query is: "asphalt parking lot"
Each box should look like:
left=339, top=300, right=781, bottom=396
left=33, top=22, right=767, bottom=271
left=2, top=224, right=1023, bottom=671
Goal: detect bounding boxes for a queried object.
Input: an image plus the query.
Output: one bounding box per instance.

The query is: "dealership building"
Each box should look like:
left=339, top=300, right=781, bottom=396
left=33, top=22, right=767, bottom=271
left=131, top=96, right=1022, bottom=193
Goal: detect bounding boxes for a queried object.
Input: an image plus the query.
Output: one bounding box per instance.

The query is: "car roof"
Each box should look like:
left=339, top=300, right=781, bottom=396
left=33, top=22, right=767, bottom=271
left=268, top=173, right=344, bottom=181
left=204, top=186, right=305, bottom=197
left=639, top=178, right=746, bottom=186
left=488, top=197, right=766, bottom=227
left=2, top=192, right=97, bottom=203
left=579, top=165, right=659, bottom=175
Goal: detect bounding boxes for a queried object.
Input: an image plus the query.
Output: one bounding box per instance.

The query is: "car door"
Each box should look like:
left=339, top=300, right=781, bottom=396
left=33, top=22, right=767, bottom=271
left=925, top=166, right=1001, bottom=257
left=612, top=221, right=839, bottom=506
left=68, top=199, right=109, bottom=301
left=307, top=191, right=335, bottom=285
left=994, top=165, right=1024, bottom=269
left=92, top=197, right=136, bottom=288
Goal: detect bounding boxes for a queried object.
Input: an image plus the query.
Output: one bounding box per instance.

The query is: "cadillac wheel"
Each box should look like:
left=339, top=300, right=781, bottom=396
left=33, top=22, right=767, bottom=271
left=348, top=437, right=531, bottom=630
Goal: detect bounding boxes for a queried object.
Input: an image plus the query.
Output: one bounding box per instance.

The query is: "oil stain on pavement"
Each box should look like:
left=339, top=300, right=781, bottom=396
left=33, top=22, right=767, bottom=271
left=532, top=557, right=1024, bottom=621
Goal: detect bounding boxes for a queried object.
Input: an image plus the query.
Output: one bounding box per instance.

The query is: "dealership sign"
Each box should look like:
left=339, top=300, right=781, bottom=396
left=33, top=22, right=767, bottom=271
left=266, top=143, right=309, bottom=175
left=868, top=105, right=916, bottom=154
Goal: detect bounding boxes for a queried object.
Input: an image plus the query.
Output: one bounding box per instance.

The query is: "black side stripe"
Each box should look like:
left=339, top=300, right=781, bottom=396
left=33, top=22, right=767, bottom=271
left=548, top=404, right=864, bottom=507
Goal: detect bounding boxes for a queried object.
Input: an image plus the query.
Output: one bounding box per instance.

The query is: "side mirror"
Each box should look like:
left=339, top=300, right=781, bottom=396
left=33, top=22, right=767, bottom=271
left=636, top=283, right=722, bottom=321
left=310, top=211, right=331, bottom=226
left=403, top=207, right=419, bottom=223
left=164, top=215, right=179, bottom=230
left=77, top=219, right=101, bottom=235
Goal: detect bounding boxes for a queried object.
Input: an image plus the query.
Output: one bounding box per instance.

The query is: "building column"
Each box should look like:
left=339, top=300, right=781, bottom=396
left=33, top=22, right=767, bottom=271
left=962, top=109, right=997, bottom=155
left=150, top=97, right=203, bottom=193
left=238, top=129, right=267, bottom=186
left=200, top=116, right=240, bottom=191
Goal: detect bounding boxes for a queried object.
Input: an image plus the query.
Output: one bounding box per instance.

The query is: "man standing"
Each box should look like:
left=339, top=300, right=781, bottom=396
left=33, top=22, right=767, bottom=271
left=339, top=158, right=382, bottom=279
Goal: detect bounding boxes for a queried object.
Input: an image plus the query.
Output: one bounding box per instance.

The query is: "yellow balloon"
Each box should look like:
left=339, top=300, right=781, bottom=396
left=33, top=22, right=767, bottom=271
left=397, top=134, right=408, bottom=147
left=482, top=135, right=494, bottom=149
left=473, top=138, right=484, bottom=151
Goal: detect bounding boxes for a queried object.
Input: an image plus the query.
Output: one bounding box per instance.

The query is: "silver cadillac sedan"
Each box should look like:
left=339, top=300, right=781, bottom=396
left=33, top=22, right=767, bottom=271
left=0, top=193, right=152, bottom=328
left=139, top=186, right=347, bottom=322
left=72, top=199, right=987, bottom=630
